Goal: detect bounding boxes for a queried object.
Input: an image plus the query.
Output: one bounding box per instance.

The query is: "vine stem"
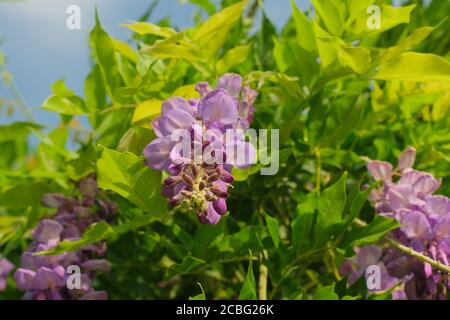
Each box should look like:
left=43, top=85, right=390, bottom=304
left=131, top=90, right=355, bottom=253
left=354, top=218, right=450, bottom=274
left=0, top=64, right=34, bottom=121
left=384, top=238, right=450, bottom=274
left=258, top=257, right=268, bottom=300
left=315, top=147, right=321, bottom=190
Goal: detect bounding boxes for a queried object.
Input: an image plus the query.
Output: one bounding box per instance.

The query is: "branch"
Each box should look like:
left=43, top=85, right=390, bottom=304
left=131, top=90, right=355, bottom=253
left=258, top=260, right=268, bottom=300
left=354, top=218, right=450, bottom=274
left=384, top=237, right=450, bottom=274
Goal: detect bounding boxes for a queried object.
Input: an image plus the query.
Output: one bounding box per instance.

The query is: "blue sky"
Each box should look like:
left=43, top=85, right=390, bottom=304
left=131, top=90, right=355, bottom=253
left=0, top=0, right=309, bottom=126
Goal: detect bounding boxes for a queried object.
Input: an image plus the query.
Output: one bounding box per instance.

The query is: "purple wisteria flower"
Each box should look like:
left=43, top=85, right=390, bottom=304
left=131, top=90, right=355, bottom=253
left=339, top=245, right=400, bottom=293
left=143, top=73, right=258, bottom=224
left=14, top=176, right=117, bottom=300
left=0, top=258, right=14, bottom=291
left=342, top=147, right=450, bottom=299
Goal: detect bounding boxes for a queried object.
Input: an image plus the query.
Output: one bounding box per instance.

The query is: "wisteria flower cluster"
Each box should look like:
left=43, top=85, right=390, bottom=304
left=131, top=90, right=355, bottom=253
left=13, top=176, right=117, bottom=300
left=143, top=73, right=258, bottom=224
left=341, top=147, right=450, bottom=299
left=0, top=258, right=14, bottom=291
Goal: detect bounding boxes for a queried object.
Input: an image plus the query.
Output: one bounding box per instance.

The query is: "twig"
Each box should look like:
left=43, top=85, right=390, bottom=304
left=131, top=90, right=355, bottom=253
left=315, top=147, right=321, bottom=191
left=258, top=259, right=268, bottom=300
left=354, top=218, right=450, bottom=274
left=384, top=237, right=450, bottom=274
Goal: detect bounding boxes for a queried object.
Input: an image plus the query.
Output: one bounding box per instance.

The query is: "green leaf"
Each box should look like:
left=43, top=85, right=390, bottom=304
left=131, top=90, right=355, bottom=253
left=66, top=143, right=97, bottom=180
left=336, top=45, right=371, bottom=74
left=311, top=0, right=344, bottom=37
left=238, top=251, right=257, bottom=300
left=317, top=172, right=347, bottom=228
left=117, top=127, right=156, bottom=155
left=97, top=146, right=167, bottom=218
left=264, top=213, right=280, bottom=248
left=346, top=4, right=416, bottom=39
left=89, top=12, right=122, bottom=101
left=245, top=71, right=304, bottom=97
left=320, top=96, right=365, bottom=147
left=188, top=0, right=216, bottom=15
left=189, top=283, right=207, bottom=300
left=192, top=220, right=226, bottom=259
left=313, top=21, right=338, bottom=70
left=120, top=21, right=177, bottom=38
left=219, top=226, right=263, bottom=256
left=216, top=44, right=251, bottom=74
left=167, top=256, right=206, bottom=279
left=131, top=98, right=163, bottom=127
left=41, top=79, right=88, bottom=115
left=144, top=33, right=206, bottom=62
left=341, top=216, right=400, bottom=247
left=0, top=122, right=42, bottom=143
left=291, top=0, right=316, bottom=52
left=336, top=185, right=372, bottom=237
left=314, top=284, right=339, bottom=300
left=432, top=93, right=450, bottom=122
left=85, top=64, right=106, bottom=116
left=231, top=165, right=260, bottom=181
left=0, top=183, right=49, bottom=208
left=374, top=52, right=450, bottom=82
left=381, top=26, right=435, bottom=64
left=193, top=0, right=247, bottom=55
left=113, top=214, right=156, bottom=235
left=291, top=189, right=319, bottom=252
left=112, top=38, right=138, bottom=63
left=314, top=173, right=348, bottom=245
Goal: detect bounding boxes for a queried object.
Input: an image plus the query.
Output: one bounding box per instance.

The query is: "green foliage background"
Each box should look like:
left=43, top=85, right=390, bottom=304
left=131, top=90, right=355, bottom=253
left=0, top=0, right=449, bottom=300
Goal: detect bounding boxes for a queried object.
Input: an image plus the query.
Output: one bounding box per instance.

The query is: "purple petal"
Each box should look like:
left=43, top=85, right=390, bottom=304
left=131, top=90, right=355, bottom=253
left=355, top=245, right=382, bottom=269
left=400, top=211, right=431, bottom=240
left=367, top=160, right=393, bottom=181
left=384, top=252, right=415, bottom=278
left=80, top=291, right=108, bottom=300
left=213, top=198, right=227, bottom=215
left=0, top=258, right=14, bottom=276
left=81, top=259, right=112, bottom=273
left=195, top=82, right=211, bottom=96
left=158, top=109, right=194, bottom=137
left=414, top=174, right=441, bottom=195
left=32, top=219, right=63, bottom=243
left=32, top=267, right=65, bottom=290
left=399, top=170, right=441, bottom=195
left=41, top=193, right=70, bottom=208
left=199, top=89, right=238, bottom=125
left=143, top=137, right=176, bottom=171
left=14, top=268, right=36, bottom=291
left=397, top=147, right=416, bottom=172
left=217, top=73, right=242, bottom=98
left=161, top=96, right=195, bottom=116
left=242, top=86, right=258, bottom=105
left=79, top=178, right=98, bottom=200
left=424, top=195, right=450, bottom=218
left=198, top=203, right=221, bottom=225
left=392, top=290, right=407, bottom=300
left=387, top=185, right=425, bottom=211
left=432, top=214, right=450, bottom=241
